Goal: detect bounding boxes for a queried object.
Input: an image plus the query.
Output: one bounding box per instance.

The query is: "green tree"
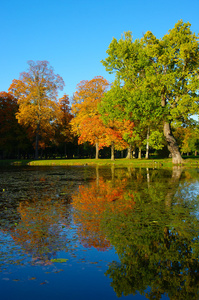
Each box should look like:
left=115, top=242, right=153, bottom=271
left=9, top=60, right=65, bottom=159
left=101, top=21, right=199, bottom=164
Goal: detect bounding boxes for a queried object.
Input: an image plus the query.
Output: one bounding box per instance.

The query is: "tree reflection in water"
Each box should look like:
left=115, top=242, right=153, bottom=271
left=72, top=167, right=199, bottom=299
left=11, top=195, right=72, bottom=264
left=72, top=175, right=135, bottom=251
left=0, top=174, right=75, bottom=265
left=101, top=167, right=199, bottom=299
left=0, top=166, right=199, bottom=299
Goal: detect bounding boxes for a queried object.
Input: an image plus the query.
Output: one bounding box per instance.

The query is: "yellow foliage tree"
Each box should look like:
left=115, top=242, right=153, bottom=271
left=9, top=60, right=65, bottom=158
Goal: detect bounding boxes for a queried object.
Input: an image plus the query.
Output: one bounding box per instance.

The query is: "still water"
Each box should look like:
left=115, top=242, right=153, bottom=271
left=0, top=165, right=199, bottom=300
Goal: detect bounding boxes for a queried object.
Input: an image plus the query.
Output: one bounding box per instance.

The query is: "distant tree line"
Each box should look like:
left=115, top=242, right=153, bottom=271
left=0, top=21, right=199, bottom=162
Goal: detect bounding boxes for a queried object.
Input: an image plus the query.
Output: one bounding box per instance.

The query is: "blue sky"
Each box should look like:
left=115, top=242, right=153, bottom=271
left=1, top=0, right=199, bottom=101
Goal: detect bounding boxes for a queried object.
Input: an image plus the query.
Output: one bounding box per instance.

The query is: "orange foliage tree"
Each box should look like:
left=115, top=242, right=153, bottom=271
left=71, top=76, right=134, bottom=160
left=104, top=119, right=135, bottom=160
left=0, top=92, right=31, bottom=158
left=72, top=178, right=135, bottom=251
left=71, top=76, right=110, bottom=159
left=9, top=60, right=65, bottom=159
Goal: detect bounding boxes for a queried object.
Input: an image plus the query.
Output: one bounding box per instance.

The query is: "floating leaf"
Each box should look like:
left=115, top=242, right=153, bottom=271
left=51, top=258, right=68, bottom=263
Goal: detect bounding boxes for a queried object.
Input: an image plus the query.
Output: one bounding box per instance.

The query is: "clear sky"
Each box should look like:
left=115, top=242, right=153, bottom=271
left=1, top=0, right=199, bottom=101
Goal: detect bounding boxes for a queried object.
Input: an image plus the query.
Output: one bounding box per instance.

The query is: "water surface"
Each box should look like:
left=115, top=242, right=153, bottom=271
left=0, top=166, right=199, bottom=299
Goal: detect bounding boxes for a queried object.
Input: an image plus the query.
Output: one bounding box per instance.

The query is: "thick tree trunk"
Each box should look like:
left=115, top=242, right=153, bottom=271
left=161, top=95, right=183, bottom=164
left=111, top=164, right=115, bottom=182
left=111, top=141, right=115, bottom=161
left=163, top=122, right=183, bottom=164
left=126, top=145, right=132, bottom=159
left=95, top=141, right=99, bottom=159
left=165, top=166, right=183, bottom=207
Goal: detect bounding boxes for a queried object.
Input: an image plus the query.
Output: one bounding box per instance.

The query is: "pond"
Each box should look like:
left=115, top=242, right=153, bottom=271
left=0, top=165, right=199, bottom=300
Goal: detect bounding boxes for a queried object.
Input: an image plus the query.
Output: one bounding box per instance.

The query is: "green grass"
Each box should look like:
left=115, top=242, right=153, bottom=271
left=0, top=157, right=199, bottom=168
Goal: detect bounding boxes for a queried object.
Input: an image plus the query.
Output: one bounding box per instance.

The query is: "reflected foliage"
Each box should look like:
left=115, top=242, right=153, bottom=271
left=72, top=176, right=135, bottom=251
left=0, top=167, right=84, bottom=265
left=11, top=196, right=71, bottom=264
left=0, top=166, right=199, bottom=299
left=101, top=168, right=199, bottom=299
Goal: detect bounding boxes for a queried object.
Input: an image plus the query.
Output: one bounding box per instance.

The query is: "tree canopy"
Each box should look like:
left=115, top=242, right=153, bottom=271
left=9, top=60, right=65, bottom=159
left=71, top=76, right=111, bottom=159
left=101, top=20, right=199, bottom=163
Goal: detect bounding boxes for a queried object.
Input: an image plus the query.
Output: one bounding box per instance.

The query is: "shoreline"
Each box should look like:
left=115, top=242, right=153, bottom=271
left=0, top=157, right=199, bottom=168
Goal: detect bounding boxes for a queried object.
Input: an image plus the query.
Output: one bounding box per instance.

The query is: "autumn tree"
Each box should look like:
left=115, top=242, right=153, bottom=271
left=174, top=124, right=199, bottom=156
left=101, top=21, right=199, bottom=164
left=71, top=76, right=110, bottom=159
left=9, top=60, right=65, bottom=159
left=0, top=91, right=31, bottom=158
left=71, top=76, right=134, bottom=159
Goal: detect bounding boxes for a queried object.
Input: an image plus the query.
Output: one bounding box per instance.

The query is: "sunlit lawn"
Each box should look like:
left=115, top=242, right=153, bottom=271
left=1, top=157, right=199, bottom=167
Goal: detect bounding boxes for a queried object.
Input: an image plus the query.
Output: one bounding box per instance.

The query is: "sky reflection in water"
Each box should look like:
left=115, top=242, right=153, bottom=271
left=0, top=166, right=199, bottom=300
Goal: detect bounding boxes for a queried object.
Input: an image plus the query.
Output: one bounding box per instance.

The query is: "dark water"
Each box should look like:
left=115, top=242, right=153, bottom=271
left=0, top=165, right=199, bottom=300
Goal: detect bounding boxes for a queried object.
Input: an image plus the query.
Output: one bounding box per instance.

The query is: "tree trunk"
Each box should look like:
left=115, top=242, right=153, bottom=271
left=163, top=122, right=183, bottom=164
left=95, top=141, right=99, bottom=159
left=146, top=168, right=150, bottom=186
left=64, top=142, right=67, bottom=157
left=111, top=141, right=115, bottom=161
left=111, top=164, right=115, bottom=182
left=138, top=147, right=142, bottom=159
left=165, top=166, right=183, bottom=207
left=161, top=95, right=183, bottom=164
left=35, top=123, right=40, bottom=159
left=145, top=127, right=150, bottom=159
left=96, top=166, right=99, bottom=187
left=126, top=145, right=132, bottom=159
left=195, top=150, right=197, bottom=156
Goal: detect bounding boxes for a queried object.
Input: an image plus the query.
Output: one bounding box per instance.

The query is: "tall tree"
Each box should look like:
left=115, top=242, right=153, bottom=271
left=71, top=76, right=110, bottom=159
left=9, top=60, right=65, bottom=159
left=101, top=21, right=199, bottom=164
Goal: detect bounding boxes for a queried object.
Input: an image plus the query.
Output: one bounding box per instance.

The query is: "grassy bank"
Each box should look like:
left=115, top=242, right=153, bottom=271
left=0, top=157, right=199, bottom=168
